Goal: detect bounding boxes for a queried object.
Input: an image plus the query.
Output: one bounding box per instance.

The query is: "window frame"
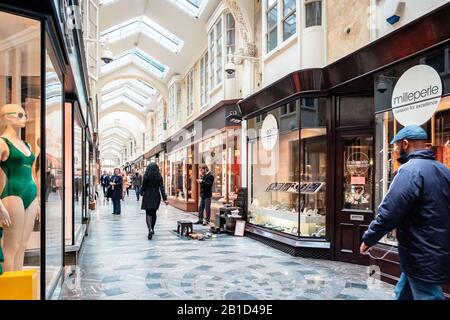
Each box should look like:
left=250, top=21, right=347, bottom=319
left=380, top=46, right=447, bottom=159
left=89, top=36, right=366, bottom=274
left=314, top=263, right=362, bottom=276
left=304, top=0, right=322, bottom=29
left=266, top=0, right=278, bottom=54
left=282, top=0, right=297, bottom=41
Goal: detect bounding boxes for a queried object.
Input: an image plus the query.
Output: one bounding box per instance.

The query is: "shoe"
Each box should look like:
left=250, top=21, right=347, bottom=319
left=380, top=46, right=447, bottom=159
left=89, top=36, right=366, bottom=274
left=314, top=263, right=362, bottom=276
left=148, top=233, right=153, bottom=240
left=194, top=221, right=202, bottom=224
left=202, top=222, right=208, bottom=226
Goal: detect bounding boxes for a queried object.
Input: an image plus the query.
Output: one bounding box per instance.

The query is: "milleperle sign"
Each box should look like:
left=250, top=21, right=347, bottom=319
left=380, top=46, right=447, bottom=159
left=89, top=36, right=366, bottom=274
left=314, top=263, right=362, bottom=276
left=392, top=64, right=443, bottom=126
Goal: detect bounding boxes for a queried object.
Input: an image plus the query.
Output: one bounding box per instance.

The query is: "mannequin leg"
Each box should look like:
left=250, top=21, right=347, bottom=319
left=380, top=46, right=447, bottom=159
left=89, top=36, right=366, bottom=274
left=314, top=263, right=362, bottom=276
left=2, top=196, right=26, bottom=272
left=15, top=199, right=38, bottom=270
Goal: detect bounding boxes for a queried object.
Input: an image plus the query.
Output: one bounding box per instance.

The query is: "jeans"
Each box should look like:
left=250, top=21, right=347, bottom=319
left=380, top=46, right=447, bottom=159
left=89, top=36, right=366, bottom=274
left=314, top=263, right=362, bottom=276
left=146, top=209, right=157, bottom=233
left=394, top=273, right=445, bottom=300
left=198, top=197, right=211, bottom=222
left=112, top=198, right=121, bottom=214
left=135, top=186, right=141, bottom=201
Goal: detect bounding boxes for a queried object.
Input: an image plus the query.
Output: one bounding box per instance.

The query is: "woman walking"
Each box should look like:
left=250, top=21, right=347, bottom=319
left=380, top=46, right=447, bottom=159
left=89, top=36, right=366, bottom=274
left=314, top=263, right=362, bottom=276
left=141, top=163, right=168, bottom=240
left=110, top=168, right=123, bottom=215
left=122, top=172, right=129, bottom=200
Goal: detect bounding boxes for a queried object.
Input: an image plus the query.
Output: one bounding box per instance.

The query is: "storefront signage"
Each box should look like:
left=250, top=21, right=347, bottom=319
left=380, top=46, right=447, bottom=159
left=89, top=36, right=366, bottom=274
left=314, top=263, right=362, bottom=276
left=392, top=65, right=442, bottom=126
left=346, top=152, right=370, bottom=175
left=350, top=214, right=364, bottom=222
left=260, top=114, right=279, bottom=151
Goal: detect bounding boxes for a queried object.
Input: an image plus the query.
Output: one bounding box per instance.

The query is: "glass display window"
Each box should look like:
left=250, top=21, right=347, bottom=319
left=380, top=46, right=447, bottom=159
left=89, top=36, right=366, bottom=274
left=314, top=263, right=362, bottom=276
left=374, top=45, right=450, bottom=246
left=248, top=101, right=300, bottom=236
left=74, top=116, right=83, bottom=233
left=248, top=98, right=328, bottom=238
left=44, top=34, right=64, bottom=298
left=0, top=11, right=42, bottom=298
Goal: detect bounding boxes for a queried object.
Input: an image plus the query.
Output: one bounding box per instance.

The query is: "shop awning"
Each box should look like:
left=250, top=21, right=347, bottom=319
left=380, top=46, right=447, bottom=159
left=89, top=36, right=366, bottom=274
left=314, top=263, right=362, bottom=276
left=238, top=2, right=450, bottom=118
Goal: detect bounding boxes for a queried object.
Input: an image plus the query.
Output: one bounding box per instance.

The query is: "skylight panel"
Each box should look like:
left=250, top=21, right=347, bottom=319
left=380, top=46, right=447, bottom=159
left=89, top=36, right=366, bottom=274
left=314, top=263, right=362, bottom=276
left=101, top=49, right=169, bottom=79
left=102, top=86, right=150, bottom=106
left=166, top=0, right=208, bottom=18
left=102, top=79, right=154, bottom=97
left=101, top=16, right=184, bottom=53
left=101, top=96, right=146, bottom=110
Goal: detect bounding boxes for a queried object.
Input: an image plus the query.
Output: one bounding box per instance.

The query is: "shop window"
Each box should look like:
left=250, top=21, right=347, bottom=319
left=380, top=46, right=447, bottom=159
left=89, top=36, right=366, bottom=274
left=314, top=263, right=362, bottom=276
left=0, top=12, right=42, bottom=295
left=45, top=35, right=64, bottom=298
left=248, top=98, right=328, bottom=238
left=305, top=0, right=322, bottom=28
left=74, top=116, right=83, bottom=241
left=375, top=96, right=450, bottom=245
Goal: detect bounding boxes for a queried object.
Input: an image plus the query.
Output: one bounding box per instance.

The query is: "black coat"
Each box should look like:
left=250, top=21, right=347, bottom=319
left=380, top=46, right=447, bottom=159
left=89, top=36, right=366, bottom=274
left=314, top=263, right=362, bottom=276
left=200, top=171, right=214, bottom=198
left=110, top=175, right=123, bottom=200
left=141, top=175, right=168, bottom=210
left=363, top=150, right=450, bottom=284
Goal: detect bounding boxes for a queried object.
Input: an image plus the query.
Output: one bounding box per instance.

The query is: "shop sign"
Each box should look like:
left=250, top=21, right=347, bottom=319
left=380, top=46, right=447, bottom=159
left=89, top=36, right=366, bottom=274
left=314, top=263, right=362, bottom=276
left=392, top=65, right=442, bottom=126
left=346, top=152, right=370, bottom=176
left=260, top=114, right=279, bottom=151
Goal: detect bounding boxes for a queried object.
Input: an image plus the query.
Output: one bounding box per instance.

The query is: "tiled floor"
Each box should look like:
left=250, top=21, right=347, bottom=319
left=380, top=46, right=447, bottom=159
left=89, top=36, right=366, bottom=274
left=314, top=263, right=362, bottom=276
left=59, top=194, right=394, bottom=300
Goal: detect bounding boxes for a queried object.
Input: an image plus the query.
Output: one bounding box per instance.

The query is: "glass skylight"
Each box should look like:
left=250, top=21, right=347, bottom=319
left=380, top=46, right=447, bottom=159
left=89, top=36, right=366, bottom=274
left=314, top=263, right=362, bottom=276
left=102, top=86, right=149, bottom=105
left=102, top=79, right=154, bottom=97
left=166, top=0, right=208, bottom=18
left=101, top=16, right=184, bottom=53
left=101, top=96, right=144, bottom=110
left=101, top=48, right=169, bottom=79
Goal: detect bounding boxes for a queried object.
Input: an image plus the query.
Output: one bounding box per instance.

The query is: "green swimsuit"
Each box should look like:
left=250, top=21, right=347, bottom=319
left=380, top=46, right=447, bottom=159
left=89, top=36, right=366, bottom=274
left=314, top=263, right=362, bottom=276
left=0, top=137, right=37, bottom=209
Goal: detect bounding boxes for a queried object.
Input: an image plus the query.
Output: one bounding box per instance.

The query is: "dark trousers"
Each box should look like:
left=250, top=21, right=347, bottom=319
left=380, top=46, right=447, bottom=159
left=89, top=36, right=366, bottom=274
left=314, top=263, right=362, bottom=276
left=102, top=185, right=107, bottom=195
left=198, top=197, right=211, bottom=222
left=135, top=186, right=141, bottom=201
left=146, top=209, right=157, bottom=233
left=112, top=198, right=121, bottom=214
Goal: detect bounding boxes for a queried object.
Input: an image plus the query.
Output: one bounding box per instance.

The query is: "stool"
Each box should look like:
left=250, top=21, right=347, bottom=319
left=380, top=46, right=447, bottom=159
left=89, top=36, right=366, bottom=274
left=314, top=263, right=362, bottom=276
left=177, top=220, right=193, bottom=236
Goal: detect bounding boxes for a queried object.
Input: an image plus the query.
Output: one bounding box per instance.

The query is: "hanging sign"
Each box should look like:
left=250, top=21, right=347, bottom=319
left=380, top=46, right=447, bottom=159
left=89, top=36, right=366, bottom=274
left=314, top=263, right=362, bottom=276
left=260, top=114, right=279, bottom=151
left=392, top=65, right=442, bottom=126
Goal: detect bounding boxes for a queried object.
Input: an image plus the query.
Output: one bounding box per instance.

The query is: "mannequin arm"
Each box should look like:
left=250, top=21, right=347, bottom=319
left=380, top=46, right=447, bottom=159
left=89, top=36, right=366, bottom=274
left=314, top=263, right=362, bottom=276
left=0, top=139, right=10, bottom=227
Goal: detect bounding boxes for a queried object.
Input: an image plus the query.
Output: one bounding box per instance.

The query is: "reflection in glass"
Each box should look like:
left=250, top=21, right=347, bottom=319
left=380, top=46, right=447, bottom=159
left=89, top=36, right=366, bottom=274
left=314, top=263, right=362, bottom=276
left=74, top=118, right=83, bottom=235
left=0, top=13, right=41, bottom=292
left=45, top=41, right=63, bottom=298
left=342, top=136, right=373, bottom=212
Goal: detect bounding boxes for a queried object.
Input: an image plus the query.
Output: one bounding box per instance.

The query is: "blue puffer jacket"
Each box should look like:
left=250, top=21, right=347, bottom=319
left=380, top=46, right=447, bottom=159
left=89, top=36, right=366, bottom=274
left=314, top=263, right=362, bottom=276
left=363, top=149, right=450, bottom=285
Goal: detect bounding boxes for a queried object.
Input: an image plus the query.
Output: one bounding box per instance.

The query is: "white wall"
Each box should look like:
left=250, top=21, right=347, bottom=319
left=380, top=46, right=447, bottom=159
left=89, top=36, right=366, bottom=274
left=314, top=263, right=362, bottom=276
left=376, top=0, right=449, bottom=38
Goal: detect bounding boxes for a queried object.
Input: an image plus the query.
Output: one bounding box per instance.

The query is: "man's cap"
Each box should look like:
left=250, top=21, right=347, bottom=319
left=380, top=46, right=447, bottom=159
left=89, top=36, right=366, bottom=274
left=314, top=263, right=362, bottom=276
left=391, top=125, right=428, bottom=144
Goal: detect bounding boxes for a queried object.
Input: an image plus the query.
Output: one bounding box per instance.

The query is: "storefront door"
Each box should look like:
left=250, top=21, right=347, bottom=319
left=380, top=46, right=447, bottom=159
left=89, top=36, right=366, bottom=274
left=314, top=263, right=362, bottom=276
left=335, top=131, right=375, bottom=265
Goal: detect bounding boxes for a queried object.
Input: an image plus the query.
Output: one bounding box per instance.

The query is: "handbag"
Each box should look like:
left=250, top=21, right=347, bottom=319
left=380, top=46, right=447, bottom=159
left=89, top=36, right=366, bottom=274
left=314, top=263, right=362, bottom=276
left=106, top=176, right=115, bottom=198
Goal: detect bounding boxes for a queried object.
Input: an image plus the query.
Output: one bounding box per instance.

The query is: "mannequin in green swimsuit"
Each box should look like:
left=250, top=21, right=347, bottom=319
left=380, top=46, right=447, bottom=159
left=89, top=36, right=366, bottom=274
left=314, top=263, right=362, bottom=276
left=0, top=104, right=39, bottom=273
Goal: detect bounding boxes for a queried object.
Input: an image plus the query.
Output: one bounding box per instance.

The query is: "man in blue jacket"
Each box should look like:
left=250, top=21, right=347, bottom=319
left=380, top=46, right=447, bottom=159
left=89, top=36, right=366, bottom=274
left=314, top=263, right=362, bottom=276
left=361, top=125, right=450, bottom=300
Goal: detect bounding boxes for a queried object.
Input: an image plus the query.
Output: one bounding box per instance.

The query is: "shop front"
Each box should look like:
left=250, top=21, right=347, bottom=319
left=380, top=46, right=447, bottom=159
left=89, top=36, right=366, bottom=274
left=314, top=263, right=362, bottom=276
left=238, top=2, right=450, bottom=291
left=164, top=100, right=241, bottom=214
left=0, top=1, right=93, bottom=299
left=144, top=142, right=166, bottom=176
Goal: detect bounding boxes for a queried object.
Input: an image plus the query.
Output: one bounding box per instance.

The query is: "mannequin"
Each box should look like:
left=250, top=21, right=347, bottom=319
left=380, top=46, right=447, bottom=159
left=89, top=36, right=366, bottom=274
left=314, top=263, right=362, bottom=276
left=0, top=104, right=39, bottom=273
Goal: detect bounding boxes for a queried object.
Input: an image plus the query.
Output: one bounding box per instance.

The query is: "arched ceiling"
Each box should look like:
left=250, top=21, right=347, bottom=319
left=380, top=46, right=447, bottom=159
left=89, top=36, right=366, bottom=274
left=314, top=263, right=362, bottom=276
left=97, top=0, right=253, bottom=167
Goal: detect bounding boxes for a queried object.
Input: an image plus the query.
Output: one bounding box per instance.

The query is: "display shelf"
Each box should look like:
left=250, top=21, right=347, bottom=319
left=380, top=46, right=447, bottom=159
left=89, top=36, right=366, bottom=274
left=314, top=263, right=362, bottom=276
left=254, top=207, right=298, bottom=222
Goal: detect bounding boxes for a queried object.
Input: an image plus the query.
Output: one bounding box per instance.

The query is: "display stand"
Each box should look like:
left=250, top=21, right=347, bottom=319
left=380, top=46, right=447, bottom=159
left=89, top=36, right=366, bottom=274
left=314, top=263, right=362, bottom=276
left=0, top=270, right=39, bottom=300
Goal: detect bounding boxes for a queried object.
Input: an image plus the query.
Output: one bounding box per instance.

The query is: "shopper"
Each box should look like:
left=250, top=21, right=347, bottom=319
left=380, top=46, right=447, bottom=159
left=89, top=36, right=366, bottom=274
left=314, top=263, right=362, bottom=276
left=100, top=171, right=110, bottom=200
left=195, top=164, right=214, bottom=226
left=360, top=125, right=450, bottom=300
left=110, top=168, right=123, bottom=215
left=141, top=163, right=168, bottom=240
left=131, top=171, right=143, bottom=201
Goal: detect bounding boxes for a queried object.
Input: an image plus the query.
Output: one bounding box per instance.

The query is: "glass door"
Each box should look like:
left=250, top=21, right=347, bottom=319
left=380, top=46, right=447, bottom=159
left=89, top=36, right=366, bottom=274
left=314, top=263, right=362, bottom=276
left=335, top=132, right=375, bottom=265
